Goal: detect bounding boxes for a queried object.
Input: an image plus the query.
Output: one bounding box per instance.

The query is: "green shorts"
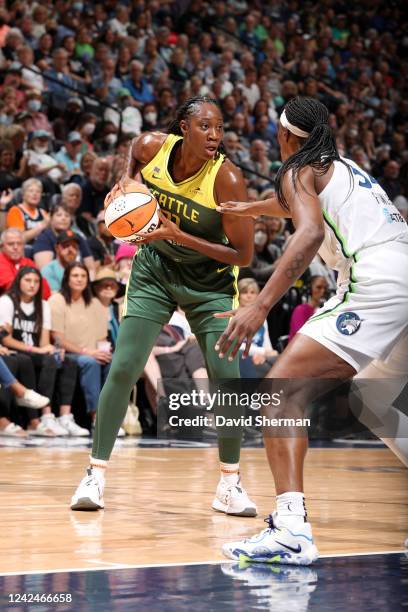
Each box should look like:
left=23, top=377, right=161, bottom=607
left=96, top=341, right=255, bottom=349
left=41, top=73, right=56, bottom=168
left=122, top=245, right=239, bottom=334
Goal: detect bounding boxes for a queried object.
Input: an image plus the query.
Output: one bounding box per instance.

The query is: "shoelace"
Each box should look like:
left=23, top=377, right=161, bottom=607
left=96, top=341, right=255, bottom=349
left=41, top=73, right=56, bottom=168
left=264, top=514, right=278, bottom=532
left=244, top=514, right=279, bottom=543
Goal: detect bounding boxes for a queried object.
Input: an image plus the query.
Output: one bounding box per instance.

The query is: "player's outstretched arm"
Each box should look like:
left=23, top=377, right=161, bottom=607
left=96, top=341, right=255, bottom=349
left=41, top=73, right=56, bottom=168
left=215, top=167, right=325, bottom=358
left=216, top=194, right=292, bottom=218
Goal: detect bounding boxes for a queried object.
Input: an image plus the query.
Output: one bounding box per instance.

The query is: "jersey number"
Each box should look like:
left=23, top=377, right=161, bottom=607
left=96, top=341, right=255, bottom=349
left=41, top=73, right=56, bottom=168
left=351, top=167, right=378, bottom=189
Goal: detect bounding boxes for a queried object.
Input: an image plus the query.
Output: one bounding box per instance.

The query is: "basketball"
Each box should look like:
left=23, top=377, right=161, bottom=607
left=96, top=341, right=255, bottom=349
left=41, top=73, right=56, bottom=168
left=104, top=182, right=160, bottom=243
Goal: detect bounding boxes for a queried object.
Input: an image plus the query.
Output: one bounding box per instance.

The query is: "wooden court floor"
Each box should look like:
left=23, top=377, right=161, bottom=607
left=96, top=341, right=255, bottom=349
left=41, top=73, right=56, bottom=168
left=0, top=446, right=407, bottom=574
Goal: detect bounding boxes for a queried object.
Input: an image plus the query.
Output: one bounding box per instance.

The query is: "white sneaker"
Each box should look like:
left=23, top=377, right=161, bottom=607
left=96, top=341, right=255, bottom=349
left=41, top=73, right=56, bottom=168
left=58, top=414, right=90, bottom=437
left=212, top=476, right=257, bottom=517
left=0, top=422, right=28, bottom=438
left=41, top=413, right=69, bottom=436
left=71, top=468, right=105, bottom=511
left=222, top=512, right=319, bottom=566
left=28, top=417, right=56, bottom=437
left=16, top=389, right=49, bottom=410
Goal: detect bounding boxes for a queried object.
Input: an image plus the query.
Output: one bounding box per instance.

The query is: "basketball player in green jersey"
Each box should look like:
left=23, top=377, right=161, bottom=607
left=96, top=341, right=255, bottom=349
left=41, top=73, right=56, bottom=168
left=71, top=96, right=257, bottom=516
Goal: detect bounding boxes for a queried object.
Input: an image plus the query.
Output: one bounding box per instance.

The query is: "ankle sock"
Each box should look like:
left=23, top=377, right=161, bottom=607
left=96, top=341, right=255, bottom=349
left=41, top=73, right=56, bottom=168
left=90, top=456, right=107, bottom=483
left=220, top=461, right=240, bottom=485
left=276, top=491, right=307, bottom=527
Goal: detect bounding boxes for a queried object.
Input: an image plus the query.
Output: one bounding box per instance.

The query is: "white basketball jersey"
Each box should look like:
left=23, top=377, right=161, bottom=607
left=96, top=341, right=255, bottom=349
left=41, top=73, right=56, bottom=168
left=317, top=157, right=408, bottom=272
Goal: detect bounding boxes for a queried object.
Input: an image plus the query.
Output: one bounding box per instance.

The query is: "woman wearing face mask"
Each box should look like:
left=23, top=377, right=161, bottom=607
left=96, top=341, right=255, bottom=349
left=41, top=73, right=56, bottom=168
left=142, top=103, right=158, bottom=131
left=77, top=114, right=97, bottom=154
left=94, top=124, right=118, bottom=155
left=26, top=92, right=53, bottom=135
left=32, top=203, right=94, bottom=274
left=241, top=219, right=276, bottom=289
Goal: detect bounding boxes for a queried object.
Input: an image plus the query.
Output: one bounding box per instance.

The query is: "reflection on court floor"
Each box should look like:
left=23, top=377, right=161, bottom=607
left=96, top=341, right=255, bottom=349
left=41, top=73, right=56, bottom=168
left=1, top=553, right=406, bottom=611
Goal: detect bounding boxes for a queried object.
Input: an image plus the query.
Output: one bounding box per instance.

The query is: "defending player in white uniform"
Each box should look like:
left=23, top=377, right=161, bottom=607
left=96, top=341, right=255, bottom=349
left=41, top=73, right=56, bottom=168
left=215, top=96, right=408, bottom=565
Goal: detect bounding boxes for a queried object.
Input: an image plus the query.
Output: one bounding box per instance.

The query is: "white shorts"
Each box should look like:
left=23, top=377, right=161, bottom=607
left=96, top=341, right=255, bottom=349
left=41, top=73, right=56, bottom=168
left=300, top=241, right=408, bottom=372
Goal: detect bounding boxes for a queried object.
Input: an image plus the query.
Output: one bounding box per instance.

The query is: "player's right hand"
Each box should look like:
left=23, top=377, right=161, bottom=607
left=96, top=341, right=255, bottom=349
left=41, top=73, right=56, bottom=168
left=216, top=201, right=258, bottom=217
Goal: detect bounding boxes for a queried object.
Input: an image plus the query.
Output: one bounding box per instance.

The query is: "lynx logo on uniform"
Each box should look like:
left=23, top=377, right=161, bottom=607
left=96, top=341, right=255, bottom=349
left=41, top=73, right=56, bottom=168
left=336, top=312, right=361, bottom=335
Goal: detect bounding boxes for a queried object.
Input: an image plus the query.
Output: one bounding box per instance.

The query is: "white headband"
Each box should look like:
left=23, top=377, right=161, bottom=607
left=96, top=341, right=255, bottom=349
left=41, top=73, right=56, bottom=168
left=280, top=110, right=309, bottom=138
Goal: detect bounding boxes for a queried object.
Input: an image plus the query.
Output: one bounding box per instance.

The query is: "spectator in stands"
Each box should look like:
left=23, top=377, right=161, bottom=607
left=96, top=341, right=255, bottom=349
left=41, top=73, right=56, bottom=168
left=104, top=88, right=142, bottom=136
left=223, top=131, right=249, bottom=166
left=108, top=5, right=131, bottom=38
left=0, top=266, right=82, bottom=436
left=239, top=68, right=261, bottom=111
left=155, top=86, right=174, bottom=121
left=0, top=140, right=24, bottom=193
left=43, top=48, right=79, bottom=110
left=49, top=262, right=113, bottom=429
left=16, top=44, right=44, bottom=91
left=25, top=90, right=53, bottom=135
left=54, top=132, right=83, bottom=179
left=25, top=131, right=65, bottom=189
left=94, top=57, right=122, bottom=105
left=32, top=203, right=94, bottom=275
left=52, top=96, right=84, bottom=142
left=115, top=44, right=132, bottom=81
left=241, top=218, right=276, bottom=288
left=139, top=35, right=169, bottom=85
left=0, top=228, right=50, bottom=297
left=379, top=160, right=401, bottom=201
left=394, top=163, right=408, bottom=222
left=87, top=211, right=115, bottom=270
left=152, top=310, right=209, bottom=401
left=41, top=230, right=80, bottom=293
left=0, top=349, right=50, bottom=438
left=123, top=60, right=155, bottom=109
left=245, top=140, right=273, bottom=191
left=34, top=32, right=53, bottom=69
left=288, top=276, right=329, bottom=342
left=92, top=267, right=120, bottom=349
left=76, top=113, right=98, bottom=154
left=237, top=278, right=278, bottom=378
left=6, top=178, right=49, bottom=248
left=114, top=243, right=137, bottom=287
left=230, top=112, right=251, bottom=150
left=79, top=158, right=110, bottom=223
left=71, top=151, right=97, bottom=191
left=264, top=214, right=286, bottom=252
left=60, top=183, right=92, bottom=238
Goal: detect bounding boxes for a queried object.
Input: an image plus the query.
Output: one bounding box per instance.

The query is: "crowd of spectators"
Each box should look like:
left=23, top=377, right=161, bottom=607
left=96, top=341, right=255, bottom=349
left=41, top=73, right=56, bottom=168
left=0, top=0, right=406, bottom=436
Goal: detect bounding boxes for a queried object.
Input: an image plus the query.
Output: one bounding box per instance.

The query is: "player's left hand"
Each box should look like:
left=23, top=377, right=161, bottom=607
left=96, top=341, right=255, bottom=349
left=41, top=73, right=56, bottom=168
left=214, top=304, right=267, bottom=360
left=135, top=211, right=182, bottom=243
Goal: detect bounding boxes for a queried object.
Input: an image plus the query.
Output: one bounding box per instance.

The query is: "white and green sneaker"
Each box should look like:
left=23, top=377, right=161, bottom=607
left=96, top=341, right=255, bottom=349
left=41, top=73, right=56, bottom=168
left=222, top=513, right=318, bottom=565
left=212, top=477, right=257, bottom=517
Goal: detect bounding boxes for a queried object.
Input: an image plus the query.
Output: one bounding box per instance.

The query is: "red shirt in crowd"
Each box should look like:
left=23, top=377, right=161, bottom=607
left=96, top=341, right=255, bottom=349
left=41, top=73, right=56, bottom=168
left=0, top=252, right=51, bottom=299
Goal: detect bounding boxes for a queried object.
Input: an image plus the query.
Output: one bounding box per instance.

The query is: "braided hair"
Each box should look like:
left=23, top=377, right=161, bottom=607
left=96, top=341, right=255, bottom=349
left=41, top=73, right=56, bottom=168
left=276, top=96, right=351, bottom=211
left=167, top=96, right=225, bottom=158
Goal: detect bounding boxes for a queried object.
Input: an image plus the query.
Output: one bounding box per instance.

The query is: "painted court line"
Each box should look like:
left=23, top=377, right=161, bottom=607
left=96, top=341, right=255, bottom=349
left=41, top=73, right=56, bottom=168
left=0, top=550, right=406, bottom=577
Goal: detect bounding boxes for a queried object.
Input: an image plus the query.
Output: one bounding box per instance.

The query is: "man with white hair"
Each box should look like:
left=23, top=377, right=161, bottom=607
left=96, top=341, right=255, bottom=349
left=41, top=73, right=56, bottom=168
left=0, top=227, right=50, bottom=297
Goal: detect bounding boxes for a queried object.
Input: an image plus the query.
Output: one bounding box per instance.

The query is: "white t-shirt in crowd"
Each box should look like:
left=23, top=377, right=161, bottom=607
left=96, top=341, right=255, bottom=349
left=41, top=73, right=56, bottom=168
left=0, top=295, right=51, bottom=330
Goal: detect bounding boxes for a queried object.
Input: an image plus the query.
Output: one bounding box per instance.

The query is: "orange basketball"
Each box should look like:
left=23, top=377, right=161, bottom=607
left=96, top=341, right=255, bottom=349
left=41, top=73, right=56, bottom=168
left=104, top=182, right=160, bottom=243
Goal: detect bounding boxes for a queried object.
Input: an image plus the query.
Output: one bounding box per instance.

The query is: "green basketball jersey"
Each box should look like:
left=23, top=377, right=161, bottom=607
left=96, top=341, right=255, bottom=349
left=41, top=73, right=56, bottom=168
left=141, top=134, right=228, bottom=264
